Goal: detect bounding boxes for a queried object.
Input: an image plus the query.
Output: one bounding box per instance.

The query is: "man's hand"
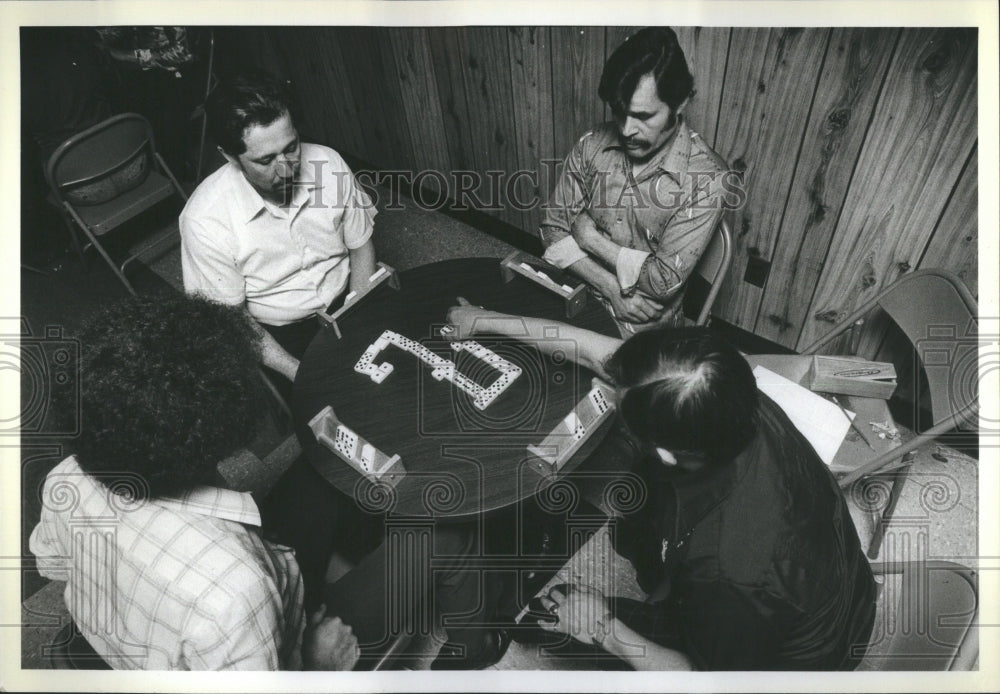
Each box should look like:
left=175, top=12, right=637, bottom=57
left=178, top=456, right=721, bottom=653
left=570, top=212, right=605, bottom=253
left=538, top=584, right=612, bottom=647
left=607, top=291, right=665, bottom=324
left=445, top=296, right=495, bottom=340
left=302, top=604, right=360, bottom=671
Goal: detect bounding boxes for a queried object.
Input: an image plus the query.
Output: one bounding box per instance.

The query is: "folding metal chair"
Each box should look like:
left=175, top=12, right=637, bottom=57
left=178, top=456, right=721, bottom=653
left=860, top=560, right=977, bottom=670
left=801, top=270, right=979, bottom=556
left=44, top=113, right=188, bottom=295
left=689, top=217, right=734, bottom=326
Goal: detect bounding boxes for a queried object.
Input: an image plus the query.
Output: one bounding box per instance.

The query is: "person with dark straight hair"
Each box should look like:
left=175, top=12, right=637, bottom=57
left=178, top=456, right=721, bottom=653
left=599, top=26, right=695, bottom=116
left=443, top=299, right=877, bottom=671
left=539, top=27, right=732, bottom=336
left=181, top=69, right=378, bottom=388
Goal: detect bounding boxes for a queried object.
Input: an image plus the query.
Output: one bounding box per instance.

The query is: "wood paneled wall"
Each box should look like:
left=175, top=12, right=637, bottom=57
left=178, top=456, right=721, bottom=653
left=216, top=26, right=978, bottom=353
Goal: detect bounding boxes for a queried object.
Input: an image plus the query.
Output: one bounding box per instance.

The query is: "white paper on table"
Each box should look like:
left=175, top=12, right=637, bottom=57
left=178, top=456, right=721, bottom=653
left=752, top=365, right=854, bottom=466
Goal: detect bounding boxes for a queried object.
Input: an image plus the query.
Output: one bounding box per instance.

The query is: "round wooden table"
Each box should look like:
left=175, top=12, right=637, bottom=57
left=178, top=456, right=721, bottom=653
left=293, top=257, right=619, bottom=518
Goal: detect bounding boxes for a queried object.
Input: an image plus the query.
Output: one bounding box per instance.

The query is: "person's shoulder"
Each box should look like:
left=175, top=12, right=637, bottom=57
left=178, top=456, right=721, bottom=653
left=142, top=513, right=277, bottom=599
left=182, top=161, right=237, bottom=220
left=684, top=123, right=730, bottom=175
left=301, top=142, right=351, bottom=170
left=573, top=122, right=619, bottom=152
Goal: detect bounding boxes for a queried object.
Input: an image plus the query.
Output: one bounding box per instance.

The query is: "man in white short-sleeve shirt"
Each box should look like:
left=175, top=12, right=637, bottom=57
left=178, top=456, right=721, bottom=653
left=181, top=71, right=377, bottom=382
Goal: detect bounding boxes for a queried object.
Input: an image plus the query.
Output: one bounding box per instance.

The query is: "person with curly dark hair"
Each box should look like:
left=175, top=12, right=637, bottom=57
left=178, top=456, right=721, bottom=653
left=29, top=295, right=506, bottom=670
left=443, top=298, right=876, bottom=670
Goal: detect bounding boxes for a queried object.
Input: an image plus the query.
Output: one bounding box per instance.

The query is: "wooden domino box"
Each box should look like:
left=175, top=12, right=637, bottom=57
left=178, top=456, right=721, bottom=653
left=500, top=251, right=588, bottom=318
left=308, top=405, right=405, bottom=486
left=526, top=378, right=616, bottom=476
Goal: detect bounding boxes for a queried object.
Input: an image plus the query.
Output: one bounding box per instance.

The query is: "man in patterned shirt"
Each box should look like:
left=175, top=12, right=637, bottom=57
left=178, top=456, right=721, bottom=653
left=540, top=27, right=732, bottom=335
left=30, top=295, right=501, bottom=670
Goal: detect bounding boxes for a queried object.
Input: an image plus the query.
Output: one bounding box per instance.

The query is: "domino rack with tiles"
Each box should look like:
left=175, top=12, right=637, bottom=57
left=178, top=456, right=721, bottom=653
left=308, top=405, right=405, bottom=486
left=315, top=262, right=401, bottom=338
left=500, top=251, right=588, bottom=318
left=526, top=379, right=616, bottom=476
left=354, top=330, right=522, bottom=410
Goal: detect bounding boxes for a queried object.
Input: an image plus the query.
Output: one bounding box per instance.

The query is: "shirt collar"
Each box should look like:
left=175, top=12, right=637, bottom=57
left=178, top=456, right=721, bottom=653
left=658, top=430, right=755, bottom=534
left=158, top=485, right=263, bottom=527
left=603, top=118, right=694, bottom=183
left=226, top=157, right=322, bottom=224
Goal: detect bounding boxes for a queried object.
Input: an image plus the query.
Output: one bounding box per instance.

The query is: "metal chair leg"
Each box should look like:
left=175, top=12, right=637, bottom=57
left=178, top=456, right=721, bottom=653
left=66, top=206, right=137, bottom=296
left=866, top=453, right=915, bottom=559
left=57, top=207, right=87, bottom=267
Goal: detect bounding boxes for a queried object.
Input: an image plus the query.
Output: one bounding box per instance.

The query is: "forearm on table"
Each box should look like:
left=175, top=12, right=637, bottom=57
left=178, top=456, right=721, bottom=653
left=467, top=311, right=620, bottom=378
left=602, top=619, right=694, bottom=671
left=348, top=240, right=377, bottom=293
left=246, top=312, right=300, bottom=382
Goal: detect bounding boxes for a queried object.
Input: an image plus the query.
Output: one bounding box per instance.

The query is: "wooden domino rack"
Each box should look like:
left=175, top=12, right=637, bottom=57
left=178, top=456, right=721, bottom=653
left=308, top=405, right=405, bottom=486
left=500, top=251, right=588, bottom=318
left=315, top=261, right=401, bottom=338
left=526, top=378, right=616, bottom=476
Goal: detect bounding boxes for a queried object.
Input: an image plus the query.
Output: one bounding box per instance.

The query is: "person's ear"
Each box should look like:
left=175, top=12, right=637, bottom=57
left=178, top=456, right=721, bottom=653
left=655, top=447, right=677, bottom=465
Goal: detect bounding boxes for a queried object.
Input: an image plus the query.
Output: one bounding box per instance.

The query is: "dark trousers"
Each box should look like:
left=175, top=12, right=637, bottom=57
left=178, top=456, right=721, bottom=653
left=259, top=451, right=492, bottom=665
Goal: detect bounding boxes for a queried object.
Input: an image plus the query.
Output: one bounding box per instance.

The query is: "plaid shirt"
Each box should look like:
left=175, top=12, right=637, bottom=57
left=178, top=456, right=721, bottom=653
left=29, top=457, right=305, bottom=670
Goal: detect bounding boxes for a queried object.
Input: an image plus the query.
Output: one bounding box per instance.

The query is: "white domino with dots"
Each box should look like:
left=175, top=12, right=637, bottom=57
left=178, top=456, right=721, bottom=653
left=334, top=424, right=359, bottom=460
left=354, top=330, right=521, bottom=410
left=359, top=443, right=375, bottom=473
left=588, top=386, right=612, bottom=415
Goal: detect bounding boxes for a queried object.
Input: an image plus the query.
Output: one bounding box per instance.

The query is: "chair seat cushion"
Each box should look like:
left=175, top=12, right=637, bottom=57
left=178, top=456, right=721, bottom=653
left=68, top=171, right=176, bottom=235
left=62, top=151, right=150, bottom=206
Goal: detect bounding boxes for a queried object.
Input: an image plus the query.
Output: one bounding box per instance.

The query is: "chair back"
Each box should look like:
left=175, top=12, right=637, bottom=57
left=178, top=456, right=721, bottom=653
left=803, top=270, right=978, bottom=431
left=691, top=217, right=733, bottom=325
left=863, top=561, right=977, bottom=670
left=44, top=113, right=155, bottom=206
left=875, top=271, right=978, bottom=428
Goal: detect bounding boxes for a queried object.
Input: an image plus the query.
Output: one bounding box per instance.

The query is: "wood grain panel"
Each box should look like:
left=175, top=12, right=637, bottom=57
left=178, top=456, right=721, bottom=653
left=674, top=26, right=731, bottom=145
left=712, top=28, right=832, bottom=331
left=388, top=28, right=453, bottom=178
left=452, top=27, right=523, bottom=230
left=919, top=147, right=978, bottom=297
left=798, top=28, right=978, bottom=353
left=551, top=26, right=606, bottom=163
left=427, top=27, right=477, bottom=173
left=507, top=26, right=555, bottom=235
left=334, top=28, right=417, bottom=171
left=268, top=28, right=366, bottom=158
left=755, top=28, right=899, bottom=348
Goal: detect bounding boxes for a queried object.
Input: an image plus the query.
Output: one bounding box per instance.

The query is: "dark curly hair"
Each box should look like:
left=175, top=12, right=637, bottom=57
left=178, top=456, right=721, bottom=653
left=207, top=69, right=297, bottom=156
left=604, top=327, right=758, bottom=465
left=72, top=294, right=265, bottom=499
left=599, top=27, right=694, bottom=115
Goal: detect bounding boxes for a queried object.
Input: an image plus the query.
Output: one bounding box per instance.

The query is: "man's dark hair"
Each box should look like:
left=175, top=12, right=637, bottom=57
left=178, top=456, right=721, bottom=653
left=605, top=327, right=758, bottom=464
left=72, top=294, right=265, bottom=499
left=207, top=70, right=296, bottom=156
left=599, top=27, right=694, bottom=115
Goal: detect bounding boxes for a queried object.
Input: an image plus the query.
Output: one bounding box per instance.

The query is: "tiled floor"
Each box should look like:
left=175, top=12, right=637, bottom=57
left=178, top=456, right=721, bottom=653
left=18, top=189, right=981, bottom=671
